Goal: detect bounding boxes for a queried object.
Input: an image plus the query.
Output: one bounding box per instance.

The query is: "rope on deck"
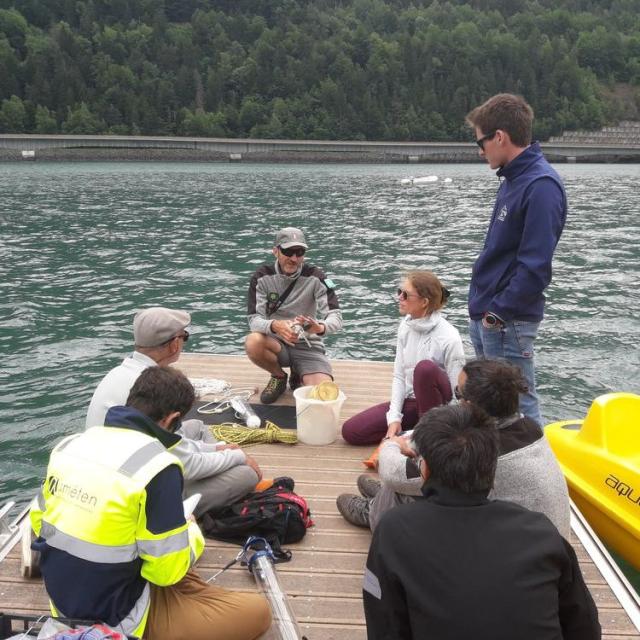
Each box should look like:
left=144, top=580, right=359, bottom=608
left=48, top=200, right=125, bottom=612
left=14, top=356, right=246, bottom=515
left=209, top=420, right=297, bottom=446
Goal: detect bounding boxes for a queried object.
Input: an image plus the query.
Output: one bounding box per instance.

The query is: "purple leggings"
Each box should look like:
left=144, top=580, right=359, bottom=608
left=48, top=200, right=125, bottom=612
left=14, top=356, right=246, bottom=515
left=342, top=360, right=452, bottom=445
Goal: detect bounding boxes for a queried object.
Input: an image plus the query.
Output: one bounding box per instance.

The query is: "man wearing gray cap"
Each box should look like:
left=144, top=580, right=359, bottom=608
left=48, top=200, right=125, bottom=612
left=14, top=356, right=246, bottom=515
left=246, top=227, right=343, bottom=403
left=86, top=307, right=261, bottom=516
left=86, top=307, right=192, bottom=427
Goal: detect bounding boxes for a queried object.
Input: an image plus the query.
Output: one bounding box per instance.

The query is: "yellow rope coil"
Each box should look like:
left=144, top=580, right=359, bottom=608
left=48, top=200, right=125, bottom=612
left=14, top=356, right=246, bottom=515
left=209, top=420, right=297, bottom=446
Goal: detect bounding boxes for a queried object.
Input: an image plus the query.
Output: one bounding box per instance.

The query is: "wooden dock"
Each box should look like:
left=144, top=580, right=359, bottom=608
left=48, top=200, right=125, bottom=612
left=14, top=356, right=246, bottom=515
left=0, top=352, right=638, bottom=639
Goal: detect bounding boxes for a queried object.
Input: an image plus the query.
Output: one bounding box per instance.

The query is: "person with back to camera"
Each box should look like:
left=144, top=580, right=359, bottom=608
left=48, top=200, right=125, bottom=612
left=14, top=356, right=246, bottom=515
left=363, top=403, right=600, bottom=640
left=456, top=358, right=571, bottom=538
left=341, top=270, right=465, bottom=446
left=338, top=358, right=570, bottom=534
left=86, top=306, right=262, bottom=518
left=32, top=366, right=271, bottom=640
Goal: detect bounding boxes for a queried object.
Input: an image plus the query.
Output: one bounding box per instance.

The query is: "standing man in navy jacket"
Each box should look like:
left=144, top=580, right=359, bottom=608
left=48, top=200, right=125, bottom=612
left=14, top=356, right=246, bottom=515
left=465, top=94, right=567, bottom=425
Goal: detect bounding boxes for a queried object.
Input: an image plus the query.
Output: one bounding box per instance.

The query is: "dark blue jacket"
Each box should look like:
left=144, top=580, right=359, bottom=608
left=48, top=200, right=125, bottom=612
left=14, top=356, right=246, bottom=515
left=468, top=143, right=567, bottom=322
left=32, top=406, right=185, bottom=627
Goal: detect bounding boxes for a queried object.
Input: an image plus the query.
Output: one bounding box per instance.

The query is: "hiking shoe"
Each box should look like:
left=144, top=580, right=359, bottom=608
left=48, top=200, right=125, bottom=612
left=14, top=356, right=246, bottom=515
left=289, top=370, right=302, bottom=391
left=336, top=493, right=370, bottom=528
left=260, top=373, right=288, bottom=404
left=357, top=474, right=381, bottom=499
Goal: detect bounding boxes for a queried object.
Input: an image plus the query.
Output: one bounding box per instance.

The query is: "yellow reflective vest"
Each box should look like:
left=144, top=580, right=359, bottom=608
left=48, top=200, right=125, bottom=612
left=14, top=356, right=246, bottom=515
left=31, top=426, right=205, bottom=637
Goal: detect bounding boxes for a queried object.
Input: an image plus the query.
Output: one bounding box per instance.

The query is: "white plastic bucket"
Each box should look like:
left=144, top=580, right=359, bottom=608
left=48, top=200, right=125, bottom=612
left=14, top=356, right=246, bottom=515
left=293, top=385, right=347, bottom=445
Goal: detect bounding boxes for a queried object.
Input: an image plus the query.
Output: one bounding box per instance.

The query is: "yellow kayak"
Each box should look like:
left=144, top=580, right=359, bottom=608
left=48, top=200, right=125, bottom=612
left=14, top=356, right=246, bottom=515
left=545, top=392, right=640, bottom=571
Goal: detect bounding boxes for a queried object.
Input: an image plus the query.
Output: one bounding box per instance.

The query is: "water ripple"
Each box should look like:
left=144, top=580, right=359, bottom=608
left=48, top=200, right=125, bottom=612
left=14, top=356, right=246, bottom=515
left=0, top=162, right=639, bottom=507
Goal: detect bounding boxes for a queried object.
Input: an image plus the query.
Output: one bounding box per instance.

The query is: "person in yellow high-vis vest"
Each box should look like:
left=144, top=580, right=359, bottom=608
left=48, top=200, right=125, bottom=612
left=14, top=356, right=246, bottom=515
left=31, top=366, right=271, bottom=640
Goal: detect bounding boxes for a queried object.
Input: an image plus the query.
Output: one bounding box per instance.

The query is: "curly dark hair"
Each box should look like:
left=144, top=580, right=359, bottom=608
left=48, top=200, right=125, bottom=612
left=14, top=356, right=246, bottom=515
left=461, top=359, right=528, bottom=419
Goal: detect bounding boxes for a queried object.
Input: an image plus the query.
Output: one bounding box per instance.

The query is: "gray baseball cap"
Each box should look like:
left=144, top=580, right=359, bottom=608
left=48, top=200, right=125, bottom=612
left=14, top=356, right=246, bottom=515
left=274, top=227, right=308, bottom=249
left=133, top=307, right=191, bottom=347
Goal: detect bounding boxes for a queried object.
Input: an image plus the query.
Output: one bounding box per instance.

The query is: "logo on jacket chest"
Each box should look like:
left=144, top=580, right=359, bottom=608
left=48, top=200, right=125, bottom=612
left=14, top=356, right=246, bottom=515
left=497, top=205, right=508, bottom=221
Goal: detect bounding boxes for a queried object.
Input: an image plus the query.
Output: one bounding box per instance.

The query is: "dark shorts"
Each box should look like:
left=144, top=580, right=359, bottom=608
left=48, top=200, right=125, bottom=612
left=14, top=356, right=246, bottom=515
left=276, top=339, right=333, bottom=378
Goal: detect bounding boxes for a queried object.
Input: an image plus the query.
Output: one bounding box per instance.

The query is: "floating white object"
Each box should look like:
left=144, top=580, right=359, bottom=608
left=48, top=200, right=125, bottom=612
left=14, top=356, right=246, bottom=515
left=443, top=177, right=452, bottom=183
left=400, top=175, right=439, bottom=185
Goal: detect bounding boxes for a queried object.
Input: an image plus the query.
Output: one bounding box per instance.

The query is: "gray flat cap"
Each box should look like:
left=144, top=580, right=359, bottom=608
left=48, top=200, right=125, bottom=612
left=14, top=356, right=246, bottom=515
left=133, top=307, right=191, bottom=348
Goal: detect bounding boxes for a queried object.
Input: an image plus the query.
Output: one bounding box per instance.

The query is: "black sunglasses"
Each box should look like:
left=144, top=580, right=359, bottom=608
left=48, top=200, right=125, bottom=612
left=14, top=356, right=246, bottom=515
left=162, top=330, right=189, bottom=346
left=454, top=385, right=464, bottom=401
left=397, top=288, right=423, bottom=301
left=280, top=246, right=306, bottom=257
left=475, top=131, right=496, bottom=150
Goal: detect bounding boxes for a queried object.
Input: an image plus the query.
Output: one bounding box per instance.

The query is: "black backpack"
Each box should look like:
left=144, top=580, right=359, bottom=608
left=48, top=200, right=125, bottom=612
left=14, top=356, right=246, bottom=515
left=199, top=477, right=313, bottom=558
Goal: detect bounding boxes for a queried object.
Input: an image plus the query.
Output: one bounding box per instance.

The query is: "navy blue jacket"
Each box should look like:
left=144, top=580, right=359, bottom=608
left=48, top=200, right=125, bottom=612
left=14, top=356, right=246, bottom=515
left=468, top=143, right=567, bottom=322
left=33, top=406, right=185, bottom=627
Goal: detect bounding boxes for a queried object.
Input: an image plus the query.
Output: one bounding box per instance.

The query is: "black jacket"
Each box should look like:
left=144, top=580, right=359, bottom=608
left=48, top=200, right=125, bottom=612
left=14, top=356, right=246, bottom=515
left=363, top=480, right=600, bottom=640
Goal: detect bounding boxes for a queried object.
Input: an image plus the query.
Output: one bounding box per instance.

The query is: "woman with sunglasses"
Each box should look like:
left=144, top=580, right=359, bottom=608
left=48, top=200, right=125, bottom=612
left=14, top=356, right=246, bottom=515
left=341, top=271, right=465, bottom=445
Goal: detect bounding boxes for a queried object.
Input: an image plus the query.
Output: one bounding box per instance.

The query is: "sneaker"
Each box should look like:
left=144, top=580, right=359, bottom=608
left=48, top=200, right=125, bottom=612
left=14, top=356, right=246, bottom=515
left=357, top=474, right=381, bottom=499
left=289, top=370, right=302, bottom=391
left=260, top=373, right=288, bottom=404
left=336, top=493, right=370, bottom=528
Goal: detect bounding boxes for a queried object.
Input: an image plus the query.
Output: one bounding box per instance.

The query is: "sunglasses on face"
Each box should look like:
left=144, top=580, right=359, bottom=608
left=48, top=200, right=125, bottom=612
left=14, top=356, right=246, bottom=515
left=475, top=130, right=497, bottom=150
left=397, top=288, right=423, bottom=301
left=162, top=330, right=189, bottom=346
left=279, top=246, right=306, bottom=258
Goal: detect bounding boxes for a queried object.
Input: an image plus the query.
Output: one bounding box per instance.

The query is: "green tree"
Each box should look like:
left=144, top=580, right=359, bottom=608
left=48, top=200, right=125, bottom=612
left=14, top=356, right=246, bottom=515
left=34, top=104, right=57, bottom=133
left=178, top=109, right=228, bottom=137
left=62, top=102, right=105, bottom=134
left=0, top=36, right=19, bottom=101
left=0, top=8, right=28, bottom=53
left=0, top=94, right=26, bottom=132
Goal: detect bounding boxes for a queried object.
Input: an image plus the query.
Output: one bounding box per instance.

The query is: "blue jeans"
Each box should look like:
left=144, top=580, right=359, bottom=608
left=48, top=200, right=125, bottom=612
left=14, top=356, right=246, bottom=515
left=469, top=319, right=542, bottom=426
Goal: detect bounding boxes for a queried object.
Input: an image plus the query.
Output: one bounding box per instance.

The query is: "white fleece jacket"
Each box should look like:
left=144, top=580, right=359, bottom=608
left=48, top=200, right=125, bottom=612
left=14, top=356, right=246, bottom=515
left=386, top=311, right=466, bottom=425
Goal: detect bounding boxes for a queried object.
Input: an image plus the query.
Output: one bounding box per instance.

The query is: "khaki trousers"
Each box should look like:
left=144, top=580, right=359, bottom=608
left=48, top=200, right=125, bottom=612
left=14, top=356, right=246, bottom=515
left=145, top=571, right=271, bottom=640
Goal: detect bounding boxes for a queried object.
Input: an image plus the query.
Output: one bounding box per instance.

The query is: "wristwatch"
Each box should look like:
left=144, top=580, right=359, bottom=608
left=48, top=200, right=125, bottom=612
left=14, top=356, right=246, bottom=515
left=484, top=312, right=504, bottom=328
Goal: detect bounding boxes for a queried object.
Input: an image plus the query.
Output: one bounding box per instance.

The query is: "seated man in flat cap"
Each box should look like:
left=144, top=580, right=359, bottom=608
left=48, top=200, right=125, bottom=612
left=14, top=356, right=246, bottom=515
left=86, top=307, right=261, bottom=516
left=245, top=227, right=343, bottom=404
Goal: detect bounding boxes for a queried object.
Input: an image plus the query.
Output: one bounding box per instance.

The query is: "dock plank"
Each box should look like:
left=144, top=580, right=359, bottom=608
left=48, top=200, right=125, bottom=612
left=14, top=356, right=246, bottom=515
left=0, top=353, right=637, bottom=639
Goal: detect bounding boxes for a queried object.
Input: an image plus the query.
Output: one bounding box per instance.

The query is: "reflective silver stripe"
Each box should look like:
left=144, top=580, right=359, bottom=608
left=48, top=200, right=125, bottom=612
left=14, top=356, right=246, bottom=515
left=138, top=529, right=189, bottom=557
left=118, top=440, right=166, bottom=477
left=36, top=489, right=46, bottom=510
left=363, top=567, right=382, bottom=599
left=41, top=522, right=138, bottom=563
left=54, top=434, right=81, bottom=454
left=112, top=582, right=150, bottom=637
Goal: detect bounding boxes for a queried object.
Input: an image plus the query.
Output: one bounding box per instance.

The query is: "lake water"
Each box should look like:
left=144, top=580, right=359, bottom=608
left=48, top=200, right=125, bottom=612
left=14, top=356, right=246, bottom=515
left=1, top=161, right=639, bottom=588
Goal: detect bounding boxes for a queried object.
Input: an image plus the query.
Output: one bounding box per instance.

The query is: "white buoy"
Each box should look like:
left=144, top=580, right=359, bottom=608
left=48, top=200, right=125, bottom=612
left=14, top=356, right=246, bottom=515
left=412, top=175, right=439, bottom=184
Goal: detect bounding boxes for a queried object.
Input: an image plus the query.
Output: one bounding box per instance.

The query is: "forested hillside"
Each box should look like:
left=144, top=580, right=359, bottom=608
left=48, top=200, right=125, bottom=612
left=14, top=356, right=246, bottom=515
left=0, top=0, right=639, bottom=140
